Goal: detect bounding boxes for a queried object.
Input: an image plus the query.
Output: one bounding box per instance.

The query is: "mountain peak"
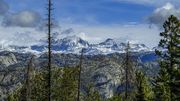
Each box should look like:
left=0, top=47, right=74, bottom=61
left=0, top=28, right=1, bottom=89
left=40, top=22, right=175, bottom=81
left=100, top=38, right=117, bottom=45
left=63, top=35, right=81, bottom=41
left=61, top=35, right=89, bottom=46
left=105, top=38, right=114, bottom=42
left=51, top=35, right=89, bottom=52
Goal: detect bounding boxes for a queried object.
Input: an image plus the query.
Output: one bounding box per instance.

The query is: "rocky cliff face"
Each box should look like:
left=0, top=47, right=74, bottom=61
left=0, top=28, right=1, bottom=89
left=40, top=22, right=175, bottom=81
left=0, top=53, right=17, bottom=67
left=0, top=51, right=159, bottom=99
left=0, top=52, right=26, bottom=100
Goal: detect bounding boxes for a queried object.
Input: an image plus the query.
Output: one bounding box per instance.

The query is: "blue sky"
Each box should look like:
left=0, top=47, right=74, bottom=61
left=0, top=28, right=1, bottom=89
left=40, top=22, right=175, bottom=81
left=6, top=0, right=154, bottom=24
left=0, top=0, right=180, bottom=47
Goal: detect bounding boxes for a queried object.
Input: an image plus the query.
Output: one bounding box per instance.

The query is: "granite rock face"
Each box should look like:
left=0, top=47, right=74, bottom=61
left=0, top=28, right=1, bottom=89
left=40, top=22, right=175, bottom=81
left=0, top=53, right=17, bottom=67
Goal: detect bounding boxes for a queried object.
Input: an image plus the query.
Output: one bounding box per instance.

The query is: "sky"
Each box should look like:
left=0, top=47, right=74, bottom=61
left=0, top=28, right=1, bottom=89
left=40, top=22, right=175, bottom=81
left=0, top=0, right=180, bottom=48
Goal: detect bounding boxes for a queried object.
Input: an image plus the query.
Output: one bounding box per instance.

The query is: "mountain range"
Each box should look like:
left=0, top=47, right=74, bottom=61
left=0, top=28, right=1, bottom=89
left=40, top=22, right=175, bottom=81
left=0, top=35, right=160, bottom=100
left=0, top=35, right=153, bottom=55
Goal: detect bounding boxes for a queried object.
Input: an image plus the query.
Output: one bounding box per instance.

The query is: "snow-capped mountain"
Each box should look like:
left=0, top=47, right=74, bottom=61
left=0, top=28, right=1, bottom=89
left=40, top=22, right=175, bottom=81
left=86, top=38, right=150, bottom=54
left=51, top=35, right=89, bottom=51
left=98, top=38, right=120, bottom=50
left=0, top=35, right=152, bottom=55
left=129, top=43, right=150, bottom=52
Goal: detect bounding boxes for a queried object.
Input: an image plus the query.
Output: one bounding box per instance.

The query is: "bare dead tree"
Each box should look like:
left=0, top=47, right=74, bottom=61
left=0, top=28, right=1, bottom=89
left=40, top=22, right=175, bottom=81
left=77, top=49, right=84, bottom=101
left=46, top=0, right=53, bottom=100
left=123, top=42, right=135, bottom=100
left=25, top=56, right=35, bottom=101
left=125, top=42, right=130, bottom=100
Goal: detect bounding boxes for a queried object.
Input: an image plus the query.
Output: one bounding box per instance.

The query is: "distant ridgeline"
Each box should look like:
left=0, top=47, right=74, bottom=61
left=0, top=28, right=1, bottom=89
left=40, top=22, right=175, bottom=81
left=0, top=35, right=157, bottom=55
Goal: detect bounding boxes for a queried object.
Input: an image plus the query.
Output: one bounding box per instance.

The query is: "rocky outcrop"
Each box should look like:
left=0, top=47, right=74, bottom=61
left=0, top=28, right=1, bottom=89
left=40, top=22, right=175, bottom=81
left=0, top=53, right=17, bottom=67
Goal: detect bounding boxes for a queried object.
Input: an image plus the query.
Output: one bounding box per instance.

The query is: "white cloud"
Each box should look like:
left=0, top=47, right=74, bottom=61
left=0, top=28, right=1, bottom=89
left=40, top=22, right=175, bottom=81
left=0, top=26, right=46, bottom=46
left=77, top=32, right=102, bottom=42
left=2, top=10, right=42, bottom=27
left=61, top=23, right=160, bottom=48
left=0, top=22, right=161, bottom=48
left=147, top=3, right=180, bottom=28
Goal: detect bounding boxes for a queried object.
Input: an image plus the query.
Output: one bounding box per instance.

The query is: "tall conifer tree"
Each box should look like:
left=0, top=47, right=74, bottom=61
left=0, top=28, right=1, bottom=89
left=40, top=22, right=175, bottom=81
left=155, top=15, right=180, bottom=101
left=135, top=71, right=153, bottom=101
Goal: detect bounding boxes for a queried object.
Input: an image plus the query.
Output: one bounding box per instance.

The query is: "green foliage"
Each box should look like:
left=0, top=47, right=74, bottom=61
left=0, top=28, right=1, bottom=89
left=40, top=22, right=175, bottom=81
left=107, top=95, right=122, bottom=101
left=154, top=62, right=171, bottom=101
left=31, top=71, right=49, bottom=100
left=52, top=67, right=79, bottom=101
left=8, top=67, right=103, bottom=101
left=155, top=15, right=180, bottom=101
left=8, top=70, right=49, bottom=101
left=83, top=84, right=102, bottom=101
left=7, top=87, right=26, bottom=101
left=135, top=71, right=153, bottom=101
left=8, top=67, right=78, bottom=101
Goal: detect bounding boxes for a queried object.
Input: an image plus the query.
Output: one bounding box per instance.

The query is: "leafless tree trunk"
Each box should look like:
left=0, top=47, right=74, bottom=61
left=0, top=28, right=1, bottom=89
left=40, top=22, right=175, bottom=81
left=77, top=49, right=84, bottom=101
left=123, top=42, right=135, bottom=100
left=25, top=56, right=35, bottom=101
left=125, top=42, right=130, bottom=100
left=47, top=0, right=53, bottom=100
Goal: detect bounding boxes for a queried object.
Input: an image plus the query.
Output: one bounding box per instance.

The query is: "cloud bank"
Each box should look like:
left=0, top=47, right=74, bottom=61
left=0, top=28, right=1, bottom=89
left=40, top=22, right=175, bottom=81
left=147, top=3, right=180, bottom=28
left=0, top=26, right=46, bottom=47
left=0, top=0, right=42, bottom=28
left=61, top=23, right=160, bottom=48
left=2, top=10, right=42, bottom=27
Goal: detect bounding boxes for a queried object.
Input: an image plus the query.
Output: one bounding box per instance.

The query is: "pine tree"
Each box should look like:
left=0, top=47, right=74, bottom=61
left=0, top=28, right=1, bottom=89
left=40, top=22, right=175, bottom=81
left=155, top=15, right=180, bottom=100
left=122, top=42, right=136, bottom=100
left=153, top=62, right=171, bottom=101
left=135, top=71, right=153, bottom=101
left=54, top=67, right=79, bottom=101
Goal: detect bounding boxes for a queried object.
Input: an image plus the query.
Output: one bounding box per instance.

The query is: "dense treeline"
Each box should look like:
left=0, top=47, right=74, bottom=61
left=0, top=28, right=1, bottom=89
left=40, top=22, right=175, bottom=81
left=7, top=67, right=102, bottom=101
left=6, top=15, right=180, bottom=101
